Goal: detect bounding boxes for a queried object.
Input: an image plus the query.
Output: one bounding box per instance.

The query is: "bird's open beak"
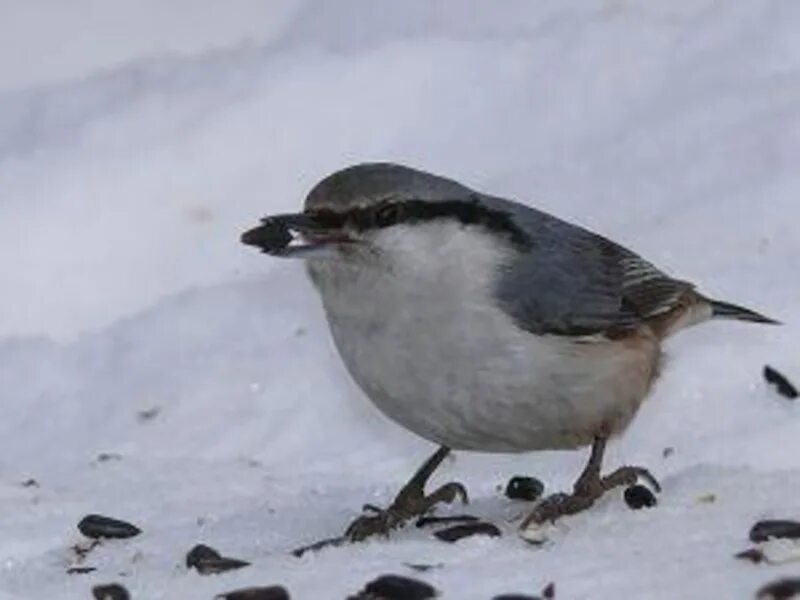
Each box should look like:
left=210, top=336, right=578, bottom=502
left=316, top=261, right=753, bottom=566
left=241, top=213, right=352, bottom=258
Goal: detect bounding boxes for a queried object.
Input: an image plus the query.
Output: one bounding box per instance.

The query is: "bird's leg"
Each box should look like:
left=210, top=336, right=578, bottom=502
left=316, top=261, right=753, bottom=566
left=521, top=436, right=660, bottom=528
left=345, top=446, right=469, bottom=542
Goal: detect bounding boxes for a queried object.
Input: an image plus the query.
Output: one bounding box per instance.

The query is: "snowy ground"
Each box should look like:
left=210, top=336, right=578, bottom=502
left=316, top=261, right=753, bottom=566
left=1, top=2, right=799, bottom=599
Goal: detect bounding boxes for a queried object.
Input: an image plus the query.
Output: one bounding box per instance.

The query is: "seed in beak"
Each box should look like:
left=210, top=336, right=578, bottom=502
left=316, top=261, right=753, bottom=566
left=241, top=218, right=294, bottom=254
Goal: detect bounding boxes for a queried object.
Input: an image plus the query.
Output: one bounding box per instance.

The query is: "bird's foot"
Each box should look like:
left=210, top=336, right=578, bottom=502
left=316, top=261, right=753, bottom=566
left=291, top=447, right=466, bottom=554
left=346, top=480, right=469, bottom=542
left=521, top=464, right=660, bottom=528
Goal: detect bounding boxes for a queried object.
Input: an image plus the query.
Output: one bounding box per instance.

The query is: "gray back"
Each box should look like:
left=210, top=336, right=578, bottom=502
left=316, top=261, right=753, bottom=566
left=307, top=163, right=692, bottom=336
left=487, top=193, right=691, bottom=336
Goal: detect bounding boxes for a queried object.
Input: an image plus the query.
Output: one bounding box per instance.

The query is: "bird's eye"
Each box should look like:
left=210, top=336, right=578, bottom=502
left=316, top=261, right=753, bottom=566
left=374, top=204, right=401, bottom=227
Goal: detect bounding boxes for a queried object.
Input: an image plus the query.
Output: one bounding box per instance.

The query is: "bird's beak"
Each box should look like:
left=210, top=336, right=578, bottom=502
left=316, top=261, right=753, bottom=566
left=241, top=213, right=352, bottom=258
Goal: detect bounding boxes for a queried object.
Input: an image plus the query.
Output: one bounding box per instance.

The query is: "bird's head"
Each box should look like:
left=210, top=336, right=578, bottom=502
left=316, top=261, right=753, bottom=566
left=241, top=163, right=529, bottom=267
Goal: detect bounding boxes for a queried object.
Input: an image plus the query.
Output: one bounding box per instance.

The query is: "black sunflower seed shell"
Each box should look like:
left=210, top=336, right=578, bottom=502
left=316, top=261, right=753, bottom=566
left=756, top=578, right=800, bottom=600
left=505, top=476, right=545, bottom=501
left=78, top=515, right=141, bottom=540
left=750, top=520, right=800, bottom=543
left=92, top=583, right=131, bottom=600
left=350, top=574, right=438, bottom=600
left=215, top=585, right=291, bottom=600
left=763, top=366, right=798, bottom=399
left=433, top=521, right=501, bottom=543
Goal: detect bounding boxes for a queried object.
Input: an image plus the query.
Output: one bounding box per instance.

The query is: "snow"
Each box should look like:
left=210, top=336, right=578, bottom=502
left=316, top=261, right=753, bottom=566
left=1, top=2, right=798, bottom=598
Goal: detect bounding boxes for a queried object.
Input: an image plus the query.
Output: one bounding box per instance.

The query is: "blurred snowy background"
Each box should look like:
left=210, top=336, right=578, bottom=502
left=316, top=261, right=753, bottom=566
left=0, top=1, right=798, bottom=598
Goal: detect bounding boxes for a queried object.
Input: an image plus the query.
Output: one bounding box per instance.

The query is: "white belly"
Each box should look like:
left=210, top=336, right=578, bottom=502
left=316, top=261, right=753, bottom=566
left=326, top=305, right=657, bottom=451
left=308, top=222, right=660, bottom=452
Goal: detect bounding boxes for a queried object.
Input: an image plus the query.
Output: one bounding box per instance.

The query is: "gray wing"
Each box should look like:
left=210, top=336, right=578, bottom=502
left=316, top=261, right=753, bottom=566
left=490, top=199, right=694, bottom=337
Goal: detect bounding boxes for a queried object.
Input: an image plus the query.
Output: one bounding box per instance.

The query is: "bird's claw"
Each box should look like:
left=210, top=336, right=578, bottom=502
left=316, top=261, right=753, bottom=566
left=345, top=509, right=403, bottom=542
left=521, top=492, right=588, bottom=527
left=602, top=465, right=661, bottom=493
left=522, top=463, right=660, bottom=528
left=345, top=479, right=469, bottom=543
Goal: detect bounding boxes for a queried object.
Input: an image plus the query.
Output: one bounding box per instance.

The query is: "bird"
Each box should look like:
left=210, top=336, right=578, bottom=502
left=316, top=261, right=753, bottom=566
left=241, top=162, right=777, bottom=541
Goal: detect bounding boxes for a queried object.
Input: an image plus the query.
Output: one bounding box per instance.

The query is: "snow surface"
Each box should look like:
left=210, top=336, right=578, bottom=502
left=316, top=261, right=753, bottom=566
left=1, top=2, right=799, bottom=598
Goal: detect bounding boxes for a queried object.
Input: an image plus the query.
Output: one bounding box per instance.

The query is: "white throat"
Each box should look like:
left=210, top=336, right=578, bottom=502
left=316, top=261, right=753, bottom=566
left=306, top=220, right=513, bottom=315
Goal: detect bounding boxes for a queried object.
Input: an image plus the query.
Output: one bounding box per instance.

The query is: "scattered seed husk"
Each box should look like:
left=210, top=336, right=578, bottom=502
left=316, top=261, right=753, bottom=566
left=215, top=585, right=291, bottom=600
left=764, top=366, right=798, bottom=400
left=186, top=543, right=250, bottom=575
left=72, top=539, right=101, bottom=563
left=756, top=578, right=800, bottom=600
left=92, top=583, right=130, bottom=600
left=78, top=515, right=141, bottom=540
left=493, top=582, right=554, bottom=600
left=750, top=520, right=800, bottom=543
left=505, top=476, right=545, bottom=502
left=760, top=539, right=800, bottom=565
left=349, top=574, right=438, bottom=600
left=735, top=548, right=765, bottom=563
left=736, top=539, right=800, bottom=566
left=96, top=453, right=123, bottom=463
left=519, top=520, right=552, bottom=546
left=185, top=543, right=221, bottom=564
left=415, top=514, right=478, bottom=528
left=291, top=536, right=346, bottom=558
left=697, top=493, right=717, bottom=504
left=404, top=563, right=444, bottom=572
left=66, top=566, right=97, bottom=575
left=433, top=521, right=501, bottom=543
left=137, top=407, right=160, bottom=422
left=624, top=485, right=657, bottom=510
left=195, top=556, right=251, bottom=575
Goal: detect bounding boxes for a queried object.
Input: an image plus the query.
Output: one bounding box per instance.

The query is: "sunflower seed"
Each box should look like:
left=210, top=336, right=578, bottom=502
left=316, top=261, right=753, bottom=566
left=505, top=476, right=545, bottom=501
left=624, top=485, right=657, bottom=510
left=215, top=586, right=291, bottom=600
left=415, top=514, right=478, bottom=528
left=434, top=522, right=501, bottom=543
left=735, top=548, right=765, bottom=563
left=186, top=543, right=250, bottom=575
left=756, top=578, right=800, bottom=599
left=349, top=574, right=437, bottom=600
left=750, top=520, right=800, bottom=543
left=764, top=366, right=798, bottom=400
left=78, top=515, right=141, bottom=540
left=66, top=566, right=97, bottom=575
left=92, top=583, right=130, bottom=600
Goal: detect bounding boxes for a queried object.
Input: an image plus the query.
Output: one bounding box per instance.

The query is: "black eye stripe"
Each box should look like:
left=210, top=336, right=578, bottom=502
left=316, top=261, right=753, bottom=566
left=307, top=197, right=531, bottom=248
left=374, top=203, right=402, bottom=227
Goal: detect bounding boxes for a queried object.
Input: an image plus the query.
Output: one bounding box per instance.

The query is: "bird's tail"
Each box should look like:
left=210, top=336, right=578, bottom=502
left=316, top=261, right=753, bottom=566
left=709, top=299, right=780, bottom=325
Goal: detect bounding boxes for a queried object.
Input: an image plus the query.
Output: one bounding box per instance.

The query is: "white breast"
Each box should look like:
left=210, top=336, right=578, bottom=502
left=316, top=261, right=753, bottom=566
left=307, top=221, right=659, bottom=452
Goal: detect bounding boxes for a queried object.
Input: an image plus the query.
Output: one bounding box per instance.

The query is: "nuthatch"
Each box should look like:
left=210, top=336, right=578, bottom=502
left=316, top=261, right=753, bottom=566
left=243, top=163, right=776, bottom=540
